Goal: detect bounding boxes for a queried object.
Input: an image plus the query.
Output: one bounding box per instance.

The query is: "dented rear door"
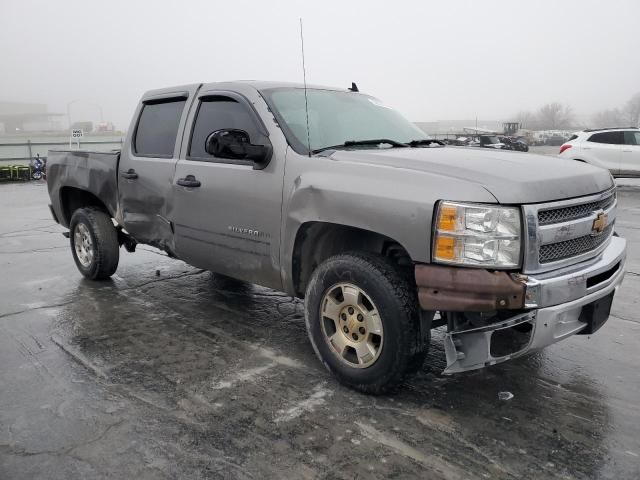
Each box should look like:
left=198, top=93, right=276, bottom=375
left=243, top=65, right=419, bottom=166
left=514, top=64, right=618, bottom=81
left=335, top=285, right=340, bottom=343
left=118, top=85, right=199, bottom=252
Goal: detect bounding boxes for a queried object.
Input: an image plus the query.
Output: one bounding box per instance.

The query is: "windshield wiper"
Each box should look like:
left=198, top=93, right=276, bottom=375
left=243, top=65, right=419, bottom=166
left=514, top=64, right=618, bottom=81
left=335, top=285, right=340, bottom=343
left=407, top=139, right=445, bottom=147
left=312, top=139, right=408, bottom=154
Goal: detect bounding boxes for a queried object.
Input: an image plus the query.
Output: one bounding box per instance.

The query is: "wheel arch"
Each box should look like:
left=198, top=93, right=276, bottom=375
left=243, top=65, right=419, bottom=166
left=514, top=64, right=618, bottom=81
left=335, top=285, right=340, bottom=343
left=289, top=221, right=413, bottom=298
left=59, top=187, right=111, bottom=227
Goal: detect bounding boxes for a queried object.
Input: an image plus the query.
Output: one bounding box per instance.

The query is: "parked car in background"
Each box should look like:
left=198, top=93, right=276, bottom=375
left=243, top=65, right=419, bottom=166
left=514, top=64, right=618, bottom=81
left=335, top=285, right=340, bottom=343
left=558, top=127, right=640, bottom=177
left=467, top=135, right=506, bottom=149
left=512, top=137, right=529, bottom=152
left=546, top=134, right=566, bottom=146
left=531, top=131, right=547, bottom=146
left=479, top=135, right=506, bottom=149
left=498, top=136, right=512, bottom=148
left=499, top=136, right=529, bottom=152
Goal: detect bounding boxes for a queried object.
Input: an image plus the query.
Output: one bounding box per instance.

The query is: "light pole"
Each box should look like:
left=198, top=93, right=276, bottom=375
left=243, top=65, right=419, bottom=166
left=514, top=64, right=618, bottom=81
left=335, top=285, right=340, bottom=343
left=91, top=103, right=104, bottom=122
left=66, top=100, right=76, bottom=130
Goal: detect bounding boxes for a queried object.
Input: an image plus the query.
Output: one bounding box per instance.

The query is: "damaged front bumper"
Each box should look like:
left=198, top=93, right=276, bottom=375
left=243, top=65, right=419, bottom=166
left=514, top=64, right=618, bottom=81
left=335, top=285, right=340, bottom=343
left=415, top=236, right=627, bottom=374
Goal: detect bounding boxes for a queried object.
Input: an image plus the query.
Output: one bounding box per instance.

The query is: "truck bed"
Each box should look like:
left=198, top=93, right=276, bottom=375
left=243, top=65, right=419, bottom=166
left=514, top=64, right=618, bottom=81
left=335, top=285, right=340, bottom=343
left=47, top=149, right=121, bottom=228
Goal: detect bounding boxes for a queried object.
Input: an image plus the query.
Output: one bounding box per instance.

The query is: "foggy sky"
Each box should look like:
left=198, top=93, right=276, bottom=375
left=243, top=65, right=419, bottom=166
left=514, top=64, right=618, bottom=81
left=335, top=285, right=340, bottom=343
left=1, top=0, right=639, bottom=130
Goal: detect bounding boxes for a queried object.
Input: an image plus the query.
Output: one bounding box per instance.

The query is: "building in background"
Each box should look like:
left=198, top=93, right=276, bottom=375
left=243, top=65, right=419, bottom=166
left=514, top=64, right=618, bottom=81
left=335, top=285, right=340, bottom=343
left=0, top=101, right=65, bottom=134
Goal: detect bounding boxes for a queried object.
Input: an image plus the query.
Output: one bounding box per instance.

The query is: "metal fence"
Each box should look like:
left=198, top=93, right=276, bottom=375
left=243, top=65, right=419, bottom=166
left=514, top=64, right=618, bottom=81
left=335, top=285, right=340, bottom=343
left=0, top=137, right=124, bottom=164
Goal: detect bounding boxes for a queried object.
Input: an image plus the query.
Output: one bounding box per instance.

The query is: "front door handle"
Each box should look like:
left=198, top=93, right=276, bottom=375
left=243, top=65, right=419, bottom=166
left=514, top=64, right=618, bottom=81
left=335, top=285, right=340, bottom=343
left=177, top=175, right=201, bottom=188
left=622, top=150, right=632, bottom=153
left=121, top=168, right=138, bottom=180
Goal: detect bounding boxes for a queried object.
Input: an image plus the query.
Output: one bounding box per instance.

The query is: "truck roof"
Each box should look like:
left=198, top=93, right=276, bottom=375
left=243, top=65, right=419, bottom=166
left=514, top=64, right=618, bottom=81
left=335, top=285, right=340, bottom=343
left=235, top=80, right=347, bottom=91
left=141, top=81, right=349, bottom=101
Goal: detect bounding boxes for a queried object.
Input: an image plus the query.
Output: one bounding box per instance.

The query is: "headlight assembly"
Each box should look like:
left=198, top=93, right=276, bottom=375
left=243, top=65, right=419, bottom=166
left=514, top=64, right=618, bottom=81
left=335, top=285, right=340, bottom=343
left=433, top=201, right=522, bottom=268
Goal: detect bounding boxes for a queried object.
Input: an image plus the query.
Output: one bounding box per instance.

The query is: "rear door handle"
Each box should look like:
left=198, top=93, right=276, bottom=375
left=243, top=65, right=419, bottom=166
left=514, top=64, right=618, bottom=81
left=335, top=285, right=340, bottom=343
left=622, top=150, right=632, bottom=152
left=121, top=168, right=138, bottom=180
left=177, top=175, right=201, bottom=188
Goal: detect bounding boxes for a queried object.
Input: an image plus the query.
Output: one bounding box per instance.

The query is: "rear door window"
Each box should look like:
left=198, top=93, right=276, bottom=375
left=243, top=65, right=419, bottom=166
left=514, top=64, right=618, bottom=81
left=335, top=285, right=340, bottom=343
left=588, top=131, right=624, bottom=144
left=134, top=99, right=186, bottom=157
left=623, top=131, right=640, bottom=145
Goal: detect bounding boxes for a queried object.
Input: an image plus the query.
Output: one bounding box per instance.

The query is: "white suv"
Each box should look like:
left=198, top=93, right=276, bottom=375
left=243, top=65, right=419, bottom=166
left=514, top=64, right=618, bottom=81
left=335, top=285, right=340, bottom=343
left=558, top=127, right=640, bottom=177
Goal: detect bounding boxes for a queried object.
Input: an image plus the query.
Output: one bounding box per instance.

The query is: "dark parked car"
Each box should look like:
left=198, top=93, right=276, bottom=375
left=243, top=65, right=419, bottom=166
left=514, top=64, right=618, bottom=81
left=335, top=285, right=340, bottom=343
left=500, top=136, right=529, bottom=152
left=513, top=138, right=529, bottom=152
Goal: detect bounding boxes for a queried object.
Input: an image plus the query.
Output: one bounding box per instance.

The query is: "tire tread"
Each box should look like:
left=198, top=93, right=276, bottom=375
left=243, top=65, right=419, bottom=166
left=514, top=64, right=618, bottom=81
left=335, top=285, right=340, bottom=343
left=305, top=251, right=425, bottom=394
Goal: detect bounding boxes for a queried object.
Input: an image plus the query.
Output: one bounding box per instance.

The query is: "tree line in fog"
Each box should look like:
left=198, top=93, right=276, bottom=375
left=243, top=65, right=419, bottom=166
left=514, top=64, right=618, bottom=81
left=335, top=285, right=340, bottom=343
left=511, top=92, right=640, bottom=130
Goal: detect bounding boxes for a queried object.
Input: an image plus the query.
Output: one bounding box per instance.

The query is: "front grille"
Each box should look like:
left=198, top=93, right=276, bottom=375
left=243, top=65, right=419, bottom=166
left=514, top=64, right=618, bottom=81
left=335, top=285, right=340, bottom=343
left=539, top=223, right=614, bottom=263
left=538, top=193, right=615, bottom=225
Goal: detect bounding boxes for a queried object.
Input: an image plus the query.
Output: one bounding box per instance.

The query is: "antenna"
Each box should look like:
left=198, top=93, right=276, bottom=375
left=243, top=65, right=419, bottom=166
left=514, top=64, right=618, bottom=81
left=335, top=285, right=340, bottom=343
left=299, top=18, right=312, bottom=157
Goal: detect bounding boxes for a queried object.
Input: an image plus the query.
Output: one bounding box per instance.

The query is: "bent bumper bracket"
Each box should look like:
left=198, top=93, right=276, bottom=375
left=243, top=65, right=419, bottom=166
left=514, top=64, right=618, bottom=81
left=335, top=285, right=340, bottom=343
left=415, top=264, right=526, bottom=312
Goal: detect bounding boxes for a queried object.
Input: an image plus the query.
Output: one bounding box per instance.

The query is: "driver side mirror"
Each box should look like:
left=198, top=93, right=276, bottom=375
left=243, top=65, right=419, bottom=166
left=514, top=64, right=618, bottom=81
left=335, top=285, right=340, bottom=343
left=205, top=129, right=272, bottom=170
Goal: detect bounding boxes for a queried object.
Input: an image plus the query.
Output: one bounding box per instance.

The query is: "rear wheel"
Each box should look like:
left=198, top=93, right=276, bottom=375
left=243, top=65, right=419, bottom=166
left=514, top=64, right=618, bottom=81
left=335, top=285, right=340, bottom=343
left=304, top=252, right=425, bottom=394
left=69, top=207, right=119, bottom=280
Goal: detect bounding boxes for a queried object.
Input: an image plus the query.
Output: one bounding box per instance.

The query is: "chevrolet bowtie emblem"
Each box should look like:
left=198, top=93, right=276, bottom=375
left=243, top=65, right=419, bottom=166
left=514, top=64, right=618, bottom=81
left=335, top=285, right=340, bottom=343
left=592, top=212, right=607, bottom=235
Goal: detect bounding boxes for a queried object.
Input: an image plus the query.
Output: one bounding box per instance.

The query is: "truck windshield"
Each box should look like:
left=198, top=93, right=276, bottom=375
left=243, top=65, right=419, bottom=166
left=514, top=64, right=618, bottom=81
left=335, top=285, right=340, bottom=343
left=261, top=88, right=429, bottom=154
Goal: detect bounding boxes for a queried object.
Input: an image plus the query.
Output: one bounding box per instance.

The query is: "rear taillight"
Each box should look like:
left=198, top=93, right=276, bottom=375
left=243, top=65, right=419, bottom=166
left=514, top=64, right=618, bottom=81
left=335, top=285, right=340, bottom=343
left=559, top=144, right=572, bottom=154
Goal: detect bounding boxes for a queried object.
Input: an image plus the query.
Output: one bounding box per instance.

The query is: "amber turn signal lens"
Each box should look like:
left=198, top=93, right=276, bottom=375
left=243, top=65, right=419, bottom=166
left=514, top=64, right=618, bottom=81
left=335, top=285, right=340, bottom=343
left=437, top=205, right=458, bottom=232
left=434, top=236, right=456, bottom=260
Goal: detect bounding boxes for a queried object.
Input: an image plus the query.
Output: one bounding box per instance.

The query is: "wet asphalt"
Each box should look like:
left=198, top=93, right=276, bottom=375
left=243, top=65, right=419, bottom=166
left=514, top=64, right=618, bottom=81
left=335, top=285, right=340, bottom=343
left=0, top=181, right=639, bottom=480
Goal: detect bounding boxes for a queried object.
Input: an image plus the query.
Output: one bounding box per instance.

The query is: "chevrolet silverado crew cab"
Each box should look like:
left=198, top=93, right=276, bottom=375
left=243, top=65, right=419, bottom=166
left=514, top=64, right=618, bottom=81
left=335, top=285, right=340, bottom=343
left=47, top=81, right=626, bottom=393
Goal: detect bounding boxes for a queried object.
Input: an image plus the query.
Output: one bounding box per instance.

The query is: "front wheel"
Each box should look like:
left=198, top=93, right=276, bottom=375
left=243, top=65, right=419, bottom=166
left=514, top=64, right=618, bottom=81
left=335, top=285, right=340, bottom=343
left=69, top=207, right=119, bottom=280
left=304, top=252, right=425, bottom=394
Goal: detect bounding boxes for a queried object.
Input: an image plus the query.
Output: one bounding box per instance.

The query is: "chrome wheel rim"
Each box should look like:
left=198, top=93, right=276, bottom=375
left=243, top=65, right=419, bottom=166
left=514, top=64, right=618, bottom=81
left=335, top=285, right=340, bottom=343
left=74, top=223, right=94, bottom=268
left=319, top=283, right=383, bottom=368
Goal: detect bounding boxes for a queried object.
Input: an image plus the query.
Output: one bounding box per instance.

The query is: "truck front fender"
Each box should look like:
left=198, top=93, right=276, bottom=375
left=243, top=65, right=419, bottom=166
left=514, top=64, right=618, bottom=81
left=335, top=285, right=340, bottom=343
left=280, top=167, right=496, bottom=296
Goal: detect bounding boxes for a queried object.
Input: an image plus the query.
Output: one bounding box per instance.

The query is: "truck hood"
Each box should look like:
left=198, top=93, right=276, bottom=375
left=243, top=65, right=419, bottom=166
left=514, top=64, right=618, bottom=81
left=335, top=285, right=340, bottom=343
left=326, top=147, right=613, bottom=204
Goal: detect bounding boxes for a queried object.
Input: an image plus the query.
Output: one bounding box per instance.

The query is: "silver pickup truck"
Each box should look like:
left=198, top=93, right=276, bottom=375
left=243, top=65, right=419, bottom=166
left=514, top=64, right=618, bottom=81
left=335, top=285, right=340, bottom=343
left=47, top=81, right=626, bottom=393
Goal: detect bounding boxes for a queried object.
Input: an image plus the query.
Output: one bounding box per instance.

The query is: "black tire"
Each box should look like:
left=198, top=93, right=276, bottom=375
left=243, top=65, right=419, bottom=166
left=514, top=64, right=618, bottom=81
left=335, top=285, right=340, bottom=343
left=69, top=207, right=119, bottom=280
left=304, top=252, right=426, bottom=394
